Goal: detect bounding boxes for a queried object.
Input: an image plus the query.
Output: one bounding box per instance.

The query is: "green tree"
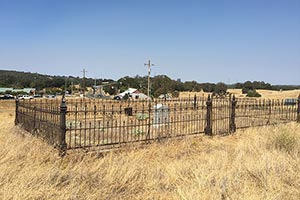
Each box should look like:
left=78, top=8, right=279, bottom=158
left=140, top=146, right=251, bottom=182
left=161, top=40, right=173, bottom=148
left=213, top=82, right=228, bottom=97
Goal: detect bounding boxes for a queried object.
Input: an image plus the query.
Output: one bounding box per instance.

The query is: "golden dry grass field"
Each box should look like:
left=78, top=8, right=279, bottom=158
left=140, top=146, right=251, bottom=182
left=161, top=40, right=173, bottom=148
left=180, top=89, right=300, bottom=99
left=1, top=99, right=300, bottom=199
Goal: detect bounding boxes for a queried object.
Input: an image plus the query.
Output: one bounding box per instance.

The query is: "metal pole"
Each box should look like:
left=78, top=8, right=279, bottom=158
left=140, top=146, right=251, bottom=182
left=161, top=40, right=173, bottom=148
left=297, top=94, right=300, bottom=123
left=205, top=95, right=213, bottom=136
left=81, top=68, right=87, bottom=97
left=59, top=95, right=67, bottom=156
left=71, top=81, right=74, bottom=95
left=230, top=95, right=237, bottom=133
left=193, top=94, right=197, bottom=110
left=144, top=60, right=154, bottom=98
left=15, top=99, right=19, bottom=125
left=65, top=77, right=67, bottom=94
left=148, top=61, right=150, bottom=97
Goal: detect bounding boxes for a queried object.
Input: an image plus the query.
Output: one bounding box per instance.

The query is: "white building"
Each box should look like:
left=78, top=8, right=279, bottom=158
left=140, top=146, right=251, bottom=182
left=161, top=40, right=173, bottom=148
left=117, top=88, right=149, bottom=100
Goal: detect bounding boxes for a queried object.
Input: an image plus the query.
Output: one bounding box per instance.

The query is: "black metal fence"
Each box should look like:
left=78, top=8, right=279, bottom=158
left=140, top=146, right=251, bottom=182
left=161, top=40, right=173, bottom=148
left=15, top=95, right=300, bottom=154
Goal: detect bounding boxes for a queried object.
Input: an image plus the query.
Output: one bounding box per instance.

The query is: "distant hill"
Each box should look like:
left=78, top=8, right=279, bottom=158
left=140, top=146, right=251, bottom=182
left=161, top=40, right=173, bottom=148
left=1, top=70, right=299, bottom=96
left=0, top=70, right=113, bottom=90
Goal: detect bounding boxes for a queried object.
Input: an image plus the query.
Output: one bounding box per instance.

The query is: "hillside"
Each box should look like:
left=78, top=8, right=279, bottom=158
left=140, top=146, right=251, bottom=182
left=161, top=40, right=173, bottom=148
left=0, top=70, right=113, bottom=91
left=0, top=101, right=300, bottom=199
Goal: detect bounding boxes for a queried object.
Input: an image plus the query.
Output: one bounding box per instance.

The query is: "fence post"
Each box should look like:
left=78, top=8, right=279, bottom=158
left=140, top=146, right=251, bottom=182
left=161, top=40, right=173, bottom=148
left=205, top=95, right=212, bottom=136
left=230, top=95, right=237, bottom=133
left=146, top=101, right=152, bottom=142
left=15, top=99, right=19, bottom=125
left=193, top=94, right=197, bottom=110
left=297, top=94, right=300, bottom=123
left=59, top=96, right=67, bottom=156
left=33, top=106, right=37, bottom=132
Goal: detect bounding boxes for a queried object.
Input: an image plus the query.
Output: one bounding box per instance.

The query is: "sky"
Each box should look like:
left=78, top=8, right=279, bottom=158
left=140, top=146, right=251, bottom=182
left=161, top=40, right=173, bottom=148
left=0, top=0, right=299, bottom=85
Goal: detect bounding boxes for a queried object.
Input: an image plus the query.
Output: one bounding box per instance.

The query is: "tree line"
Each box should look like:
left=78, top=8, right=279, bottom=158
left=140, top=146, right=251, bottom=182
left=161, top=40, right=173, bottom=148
left=0, top=70, right=299, bottom=97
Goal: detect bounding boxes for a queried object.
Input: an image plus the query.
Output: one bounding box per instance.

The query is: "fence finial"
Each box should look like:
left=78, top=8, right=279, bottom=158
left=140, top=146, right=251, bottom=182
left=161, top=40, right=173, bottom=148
left=62, top=93, right=66, bottom=104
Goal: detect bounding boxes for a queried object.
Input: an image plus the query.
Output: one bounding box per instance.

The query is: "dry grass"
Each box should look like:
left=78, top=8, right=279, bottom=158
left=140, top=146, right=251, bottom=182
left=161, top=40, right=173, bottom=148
left=180, top=89, right=300, bottom=99
left=1, top=102, right=300, bottom=199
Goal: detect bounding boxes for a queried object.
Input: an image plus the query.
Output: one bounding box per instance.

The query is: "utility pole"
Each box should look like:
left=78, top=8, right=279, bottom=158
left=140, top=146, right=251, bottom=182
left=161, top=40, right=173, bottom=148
left=94, top=78, right=97, bottom=95
left=144, top=60, right=154, bottom=98
left=81, top=68, right=87, bottom=97
left=71, top=81, right=74, bottom=95
left=64, top=77, right=67, bottom=95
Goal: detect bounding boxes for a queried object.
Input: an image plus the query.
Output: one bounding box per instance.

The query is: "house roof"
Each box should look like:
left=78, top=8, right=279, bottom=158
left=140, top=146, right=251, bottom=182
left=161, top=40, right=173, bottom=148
left=119, top=88, right=138, bottom=97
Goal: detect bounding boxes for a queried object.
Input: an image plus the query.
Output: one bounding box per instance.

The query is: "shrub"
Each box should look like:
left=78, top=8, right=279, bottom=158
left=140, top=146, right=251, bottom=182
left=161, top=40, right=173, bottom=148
left=213, top=82, right=228, bottom=97
left=246, top=90, right=261, bottom=97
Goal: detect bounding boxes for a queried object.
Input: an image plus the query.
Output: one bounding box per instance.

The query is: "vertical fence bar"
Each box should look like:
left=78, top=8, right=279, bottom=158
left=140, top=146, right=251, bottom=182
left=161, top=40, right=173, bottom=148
left=230, top=95, right=237, bottom=133
left=59, top=96, right=67, bottom=156
left=205, top=95, right=212, bottom=136
left=297, top=94, right=300, bottom=123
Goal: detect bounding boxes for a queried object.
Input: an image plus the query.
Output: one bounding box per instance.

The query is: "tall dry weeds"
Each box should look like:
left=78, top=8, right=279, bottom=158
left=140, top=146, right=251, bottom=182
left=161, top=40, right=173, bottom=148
left=0, top=104, right=300, bottom=200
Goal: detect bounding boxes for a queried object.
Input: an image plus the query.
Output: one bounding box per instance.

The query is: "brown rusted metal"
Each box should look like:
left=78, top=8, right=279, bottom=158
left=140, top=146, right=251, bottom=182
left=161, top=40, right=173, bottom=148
left=297, top=94, right=300, bottom=123
left=205, top=95, right=213, bottom=136
left=15, top=95, right=299, bottom=153
left=59, top=95, right=67, bottom=156
left=230, top=95, right=237, bottom=133
left=15, top=99, right=19, bottom=125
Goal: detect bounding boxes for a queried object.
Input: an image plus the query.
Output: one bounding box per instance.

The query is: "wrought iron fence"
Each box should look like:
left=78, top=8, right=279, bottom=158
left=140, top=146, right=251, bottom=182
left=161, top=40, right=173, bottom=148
left=15, top=98, right=67, bottom=154
left=15, top=95, right=300, bottom=154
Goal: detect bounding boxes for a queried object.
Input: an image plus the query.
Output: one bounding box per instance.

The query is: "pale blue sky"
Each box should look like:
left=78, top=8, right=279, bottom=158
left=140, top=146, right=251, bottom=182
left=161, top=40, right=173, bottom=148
left=0, top=0, right=299, bottom=84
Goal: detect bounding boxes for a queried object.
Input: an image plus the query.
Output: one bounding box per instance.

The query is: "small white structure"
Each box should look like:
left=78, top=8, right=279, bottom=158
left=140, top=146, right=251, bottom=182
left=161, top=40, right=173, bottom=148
left=117, top=88, right=149, bottom=100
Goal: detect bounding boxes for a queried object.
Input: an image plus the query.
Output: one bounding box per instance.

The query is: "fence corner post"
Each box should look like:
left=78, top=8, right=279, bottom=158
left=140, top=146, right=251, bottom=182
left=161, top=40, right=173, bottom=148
left=205, top=95, right=213, bottom=136
left=297, top=94, right=300, bottom=123
left=15, top=99, right=19, bottom=126
left=59, top=95, right=67, bottom=156
left=230, top=95, right=237, bottom=133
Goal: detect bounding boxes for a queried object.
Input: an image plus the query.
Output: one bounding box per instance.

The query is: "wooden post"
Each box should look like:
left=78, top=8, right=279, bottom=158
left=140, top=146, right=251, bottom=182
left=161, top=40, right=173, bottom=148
left=230, top=95, right=237, bottom=133
left=205, top=95, right=212, bottom=136
left=59, top=95, right=67, bottom=156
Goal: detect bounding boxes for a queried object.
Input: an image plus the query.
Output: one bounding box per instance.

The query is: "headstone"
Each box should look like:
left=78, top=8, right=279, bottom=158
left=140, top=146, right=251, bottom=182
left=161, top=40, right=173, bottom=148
left=153, top=104, right=169, bottom=126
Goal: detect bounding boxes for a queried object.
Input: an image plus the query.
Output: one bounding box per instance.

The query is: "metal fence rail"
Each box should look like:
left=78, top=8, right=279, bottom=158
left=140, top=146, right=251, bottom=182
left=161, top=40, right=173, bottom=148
left=65, top=97, right=207, bottom=149
left=15, top=99, right=62, bottom=147
left=15, top=95, right=300, bottom=154
left=235, top=98, right=297, bottom=129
